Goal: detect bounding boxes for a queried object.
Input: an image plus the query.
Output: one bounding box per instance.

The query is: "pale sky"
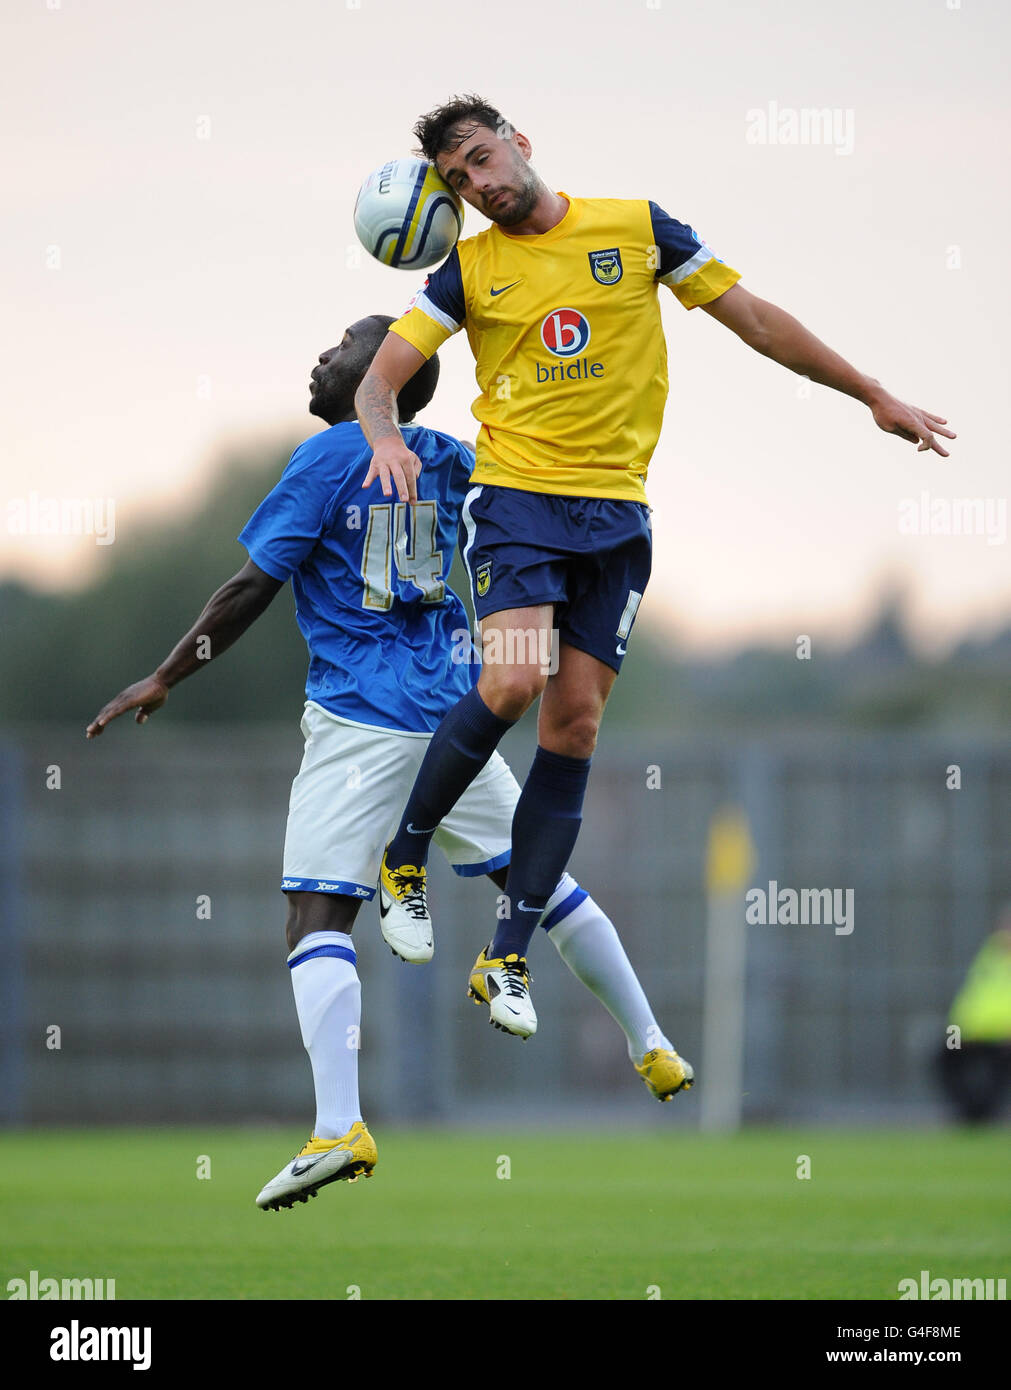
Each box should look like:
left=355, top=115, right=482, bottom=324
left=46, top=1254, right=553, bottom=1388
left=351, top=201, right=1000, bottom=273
left=2, top=0, right=1008, bottom=654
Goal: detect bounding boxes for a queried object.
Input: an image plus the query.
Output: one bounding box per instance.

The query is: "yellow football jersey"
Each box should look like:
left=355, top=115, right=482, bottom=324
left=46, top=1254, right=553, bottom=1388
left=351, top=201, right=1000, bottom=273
left=389, top=193, right=740, bottom=502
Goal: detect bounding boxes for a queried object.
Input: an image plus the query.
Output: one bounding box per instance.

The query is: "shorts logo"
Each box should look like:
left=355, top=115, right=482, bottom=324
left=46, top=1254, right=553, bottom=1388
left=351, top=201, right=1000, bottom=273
left=475, top=560, right=492, bottom=597
left=588, top=248, right=623, bottom=284
left=540, top=308, right=591, bottom=358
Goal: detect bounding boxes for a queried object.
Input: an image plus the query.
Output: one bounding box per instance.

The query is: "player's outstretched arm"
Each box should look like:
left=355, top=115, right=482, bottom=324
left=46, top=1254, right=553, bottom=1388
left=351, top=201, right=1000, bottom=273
left=701, top=284, right=956, bottom=456
left=355, top=333, right=427, bottom=503
left=85, top=559, right=282, bottom=738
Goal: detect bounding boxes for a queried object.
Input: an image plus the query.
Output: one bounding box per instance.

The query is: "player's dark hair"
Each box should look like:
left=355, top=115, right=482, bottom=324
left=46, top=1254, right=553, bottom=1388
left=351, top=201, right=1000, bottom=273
left=397, top=352, right=440, bottom=422
left=412, top=94, right=511, bottom=162
left=364, top=315, right=440, bottom=422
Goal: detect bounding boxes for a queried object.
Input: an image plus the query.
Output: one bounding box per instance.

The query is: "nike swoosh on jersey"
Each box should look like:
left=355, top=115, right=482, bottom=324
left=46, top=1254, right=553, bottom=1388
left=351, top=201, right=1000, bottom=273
left=489, top=281, right=521, bottom=297
left=517, top=901, right=541, bottom=913
left=407, top=823, right=435, bottom=834
left=616, top=644, right=627, bottom=655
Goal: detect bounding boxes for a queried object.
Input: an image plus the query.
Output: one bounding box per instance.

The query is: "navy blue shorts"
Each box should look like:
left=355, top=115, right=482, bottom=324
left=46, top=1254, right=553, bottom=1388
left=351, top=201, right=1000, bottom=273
left=458, top=485, right=652, bottom=673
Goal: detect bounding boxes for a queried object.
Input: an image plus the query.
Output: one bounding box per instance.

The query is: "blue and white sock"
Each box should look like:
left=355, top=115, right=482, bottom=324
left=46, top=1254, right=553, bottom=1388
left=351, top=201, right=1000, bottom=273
left=287, top=932, right=362, bottom=1140
left=542, top=876, right=673, bottom=1060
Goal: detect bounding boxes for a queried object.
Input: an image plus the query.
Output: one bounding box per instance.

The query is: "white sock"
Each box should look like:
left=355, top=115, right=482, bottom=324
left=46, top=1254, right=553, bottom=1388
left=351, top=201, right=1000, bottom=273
left=542, top=876, right=673, bottom=1060
left=287, top=931, right=362, bottom=1139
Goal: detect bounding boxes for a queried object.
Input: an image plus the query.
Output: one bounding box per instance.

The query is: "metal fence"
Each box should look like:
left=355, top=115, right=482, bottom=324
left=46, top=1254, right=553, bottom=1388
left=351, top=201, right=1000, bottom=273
left=1, top=720, right=1006, bottom=1127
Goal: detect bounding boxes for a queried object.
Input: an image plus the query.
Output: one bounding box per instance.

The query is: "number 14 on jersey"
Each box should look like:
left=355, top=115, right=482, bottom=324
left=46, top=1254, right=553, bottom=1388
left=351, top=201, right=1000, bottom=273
left=360, top=502, right=446, bottom=610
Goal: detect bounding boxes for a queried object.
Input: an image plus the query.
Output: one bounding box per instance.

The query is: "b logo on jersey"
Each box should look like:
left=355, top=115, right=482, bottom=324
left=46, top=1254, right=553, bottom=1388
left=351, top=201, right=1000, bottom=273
left=540, top=308, right=591, bottom=358
left=588, top=248, right=623, bottom=285
left=475, top=561, right=492, bottom=597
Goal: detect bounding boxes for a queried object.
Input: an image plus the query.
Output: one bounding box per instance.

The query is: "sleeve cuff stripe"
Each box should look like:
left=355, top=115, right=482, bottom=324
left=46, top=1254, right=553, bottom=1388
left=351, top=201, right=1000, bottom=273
left=415, top=291, right=461, bottom=333
left=659, top=246, right=716, bottom=286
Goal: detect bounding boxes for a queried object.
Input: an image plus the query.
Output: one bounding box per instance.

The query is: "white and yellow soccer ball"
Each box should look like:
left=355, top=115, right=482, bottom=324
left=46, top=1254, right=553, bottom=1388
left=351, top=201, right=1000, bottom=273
left=353, top=158, right=464, bottom=270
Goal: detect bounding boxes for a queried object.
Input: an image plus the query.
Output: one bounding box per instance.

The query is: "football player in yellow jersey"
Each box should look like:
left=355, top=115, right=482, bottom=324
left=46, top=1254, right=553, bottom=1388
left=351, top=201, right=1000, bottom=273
left=356, top=94, right=955, bottom=1038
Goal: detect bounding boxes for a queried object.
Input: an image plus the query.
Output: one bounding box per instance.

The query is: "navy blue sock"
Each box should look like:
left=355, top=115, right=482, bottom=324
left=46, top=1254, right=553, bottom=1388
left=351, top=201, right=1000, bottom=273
left=387, top=686, right=515, bottom=868
left=490, top=746, right=592, bottom=959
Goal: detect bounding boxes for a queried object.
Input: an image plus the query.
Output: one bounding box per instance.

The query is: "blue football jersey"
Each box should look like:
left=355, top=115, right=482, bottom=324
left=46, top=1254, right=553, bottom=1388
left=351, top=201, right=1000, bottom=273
left=239, top=421, right=479, bottom=733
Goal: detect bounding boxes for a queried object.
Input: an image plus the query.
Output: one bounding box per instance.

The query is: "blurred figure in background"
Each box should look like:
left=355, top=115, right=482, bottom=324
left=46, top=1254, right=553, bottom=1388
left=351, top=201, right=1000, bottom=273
left=937, top=910, right=1011, bottom=1123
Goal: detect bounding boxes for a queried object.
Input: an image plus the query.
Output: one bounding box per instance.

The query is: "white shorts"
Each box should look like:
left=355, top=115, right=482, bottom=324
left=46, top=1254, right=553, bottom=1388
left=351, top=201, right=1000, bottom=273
left=280, top=701, right=520, bottom=898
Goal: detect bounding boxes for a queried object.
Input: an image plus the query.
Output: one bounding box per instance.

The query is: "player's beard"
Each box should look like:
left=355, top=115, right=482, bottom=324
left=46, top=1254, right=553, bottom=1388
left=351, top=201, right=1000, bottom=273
left=488, top=167, right=541, bottom=226
left=310, top=371, right=355, bottom=426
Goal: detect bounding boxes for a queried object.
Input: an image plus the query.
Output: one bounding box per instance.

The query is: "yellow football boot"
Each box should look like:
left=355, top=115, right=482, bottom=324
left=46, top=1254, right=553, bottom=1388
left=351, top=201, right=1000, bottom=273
left=634, top=1048, right=695, bottom=1102
left=255, top=1121, right=377, bottom=1210
left=378, top=846, right=433, bottom=963
left=468, top=946, right=537, bottom=1039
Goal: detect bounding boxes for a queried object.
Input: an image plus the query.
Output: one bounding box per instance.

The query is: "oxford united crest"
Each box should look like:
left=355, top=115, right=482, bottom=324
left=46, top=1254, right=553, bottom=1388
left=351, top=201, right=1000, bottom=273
left=476, top=561, right=492, bottom=597
left=588, top=247, right=623, bottom=285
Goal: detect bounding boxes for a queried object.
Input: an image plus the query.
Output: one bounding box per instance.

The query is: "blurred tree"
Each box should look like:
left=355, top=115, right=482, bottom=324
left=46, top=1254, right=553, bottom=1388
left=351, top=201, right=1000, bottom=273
left=2, top=439, right=309, bottom=726
left=3, top=440, right=1009, bottom=731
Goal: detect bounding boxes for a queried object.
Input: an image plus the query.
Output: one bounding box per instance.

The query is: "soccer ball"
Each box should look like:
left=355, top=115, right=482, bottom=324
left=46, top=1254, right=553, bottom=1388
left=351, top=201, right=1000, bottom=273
left=353, top=158, right=464, bottom=270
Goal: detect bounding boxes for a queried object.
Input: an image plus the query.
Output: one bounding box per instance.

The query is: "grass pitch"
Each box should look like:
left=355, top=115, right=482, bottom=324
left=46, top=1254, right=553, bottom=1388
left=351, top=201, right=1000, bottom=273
left=1, top=1127, right=1007, bottom=1300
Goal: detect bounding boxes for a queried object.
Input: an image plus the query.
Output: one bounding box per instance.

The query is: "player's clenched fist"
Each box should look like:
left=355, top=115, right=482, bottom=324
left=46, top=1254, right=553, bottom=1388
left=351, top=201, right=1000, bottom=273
left=363, top=438, right=423, bottom=503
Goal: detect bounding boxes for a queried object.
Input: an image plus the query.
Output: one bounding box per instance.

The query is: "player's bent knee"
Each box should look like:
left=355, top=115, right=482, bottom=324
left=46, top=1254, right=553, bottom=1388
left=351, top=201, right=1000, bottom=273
left=478, top=666, right=546, bottom=719
left=542, top=709, right=602, bottom=759
left=284, top=890, right=361, bottom=952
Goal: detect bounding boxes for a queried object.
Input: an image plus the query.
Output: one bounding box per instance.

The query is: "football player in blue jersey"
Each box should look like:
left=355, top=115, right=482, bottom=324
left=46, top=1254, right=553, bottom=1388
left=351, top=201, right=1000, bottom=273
left=357, top=94, right=957, bottom=1039
left=86, top=315, right=693, bottom=1213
